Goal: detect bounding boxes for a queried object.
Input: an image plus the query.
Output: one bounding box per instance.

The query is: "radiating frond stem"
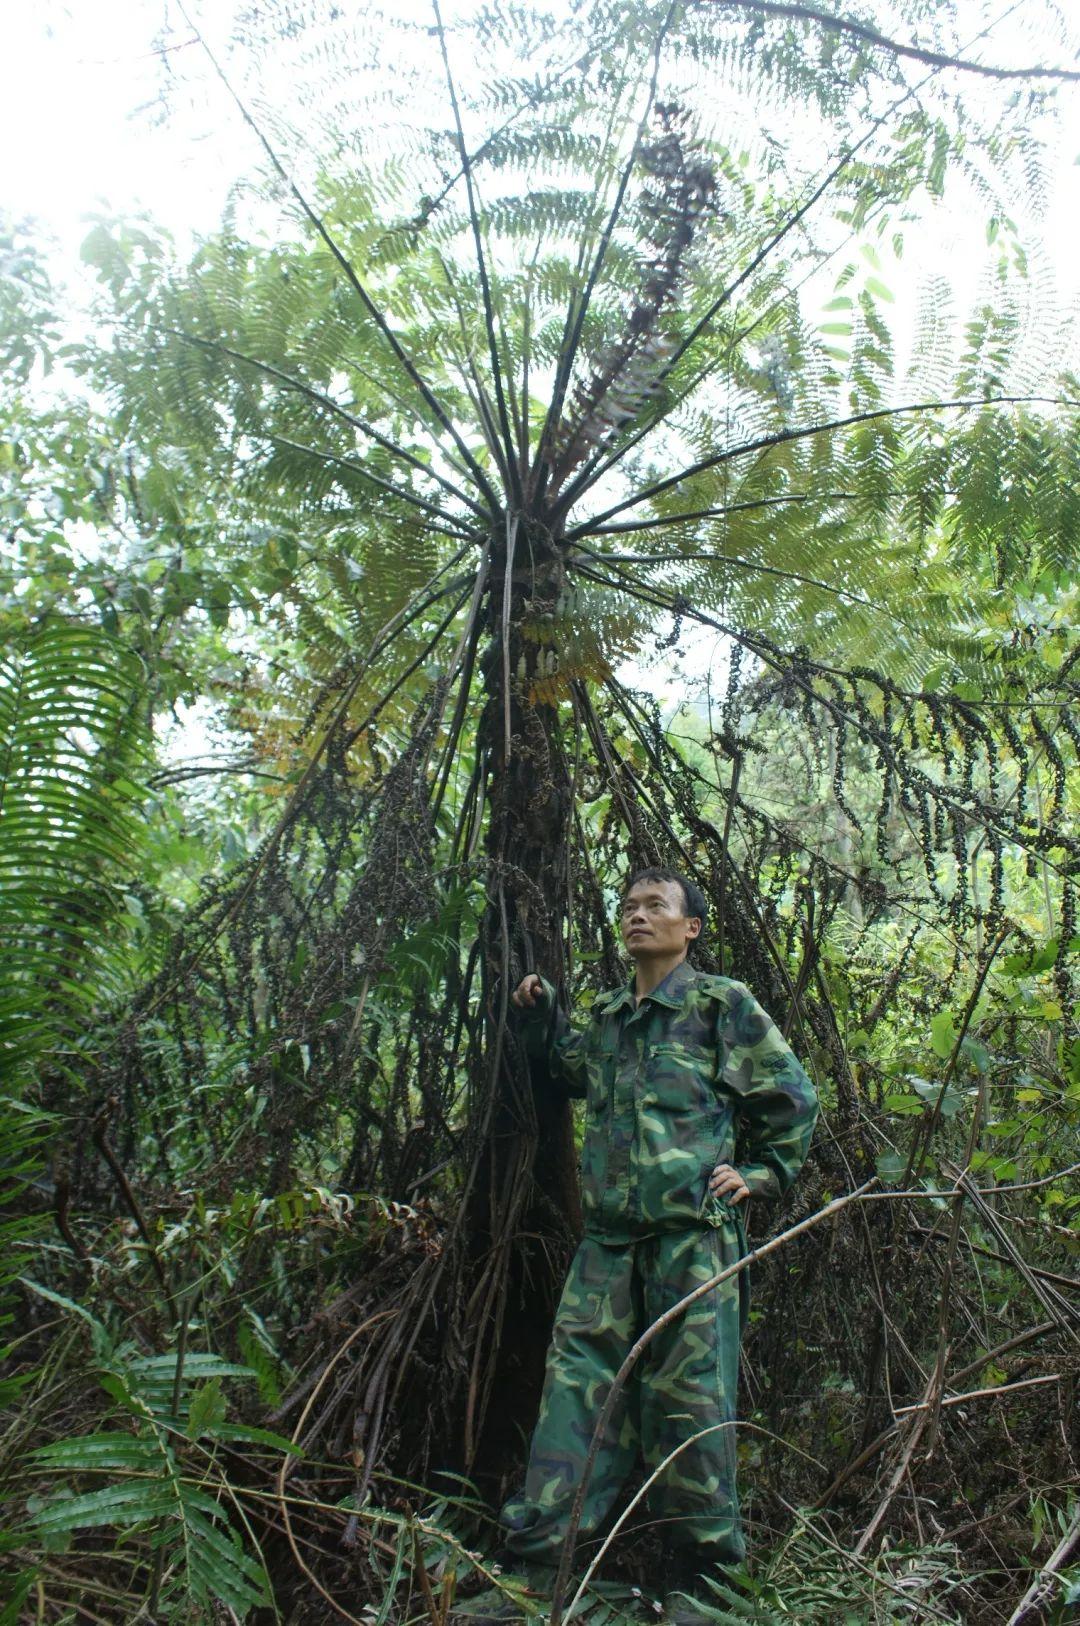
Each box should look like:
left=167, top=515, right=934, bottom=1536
left=554, top=132, right=886, bottom=513
left=502, top=347, right=527, bottom=481
left=434, top=251, right=520, bottom=495
left=573, top=680, right=662, bottom=853
left=362, top=543, right=478, bottom=665
left=532, top=3, right=678, bottom=503
left=665, top=184, right=896, bottom=448
left=500, top=512, right=519, bottom=763
left=432, top=0, right=522, bottom=507
left=555, top=12, right=1010, bottom=514
left=569, top=536, right=904, bottom=624
left=265, top=434, right=479, bottom=540
left=175, top=0, right=503, bottom=515
left=343, top=361, right=475, bottom=487
left=709, top=148, right=910, bottom=368
left=517, top=243, right=541, bottom=480
left=473, top=380, right=514, bottom=489
left=338, top=583, right=475, bottom=755
left=430, top=543, right=493, bottom=825
left=527, top=43, right=635, bottom=498
left=571, top=396, right=1075, bottom=532
left=458, top=365, right=514, bottom=493
left=581, top=492, right=850, bottom=534
left=383, top=23, right=597, bottom=238
left=169, top=328, right=488, bottom=519
left=448, top=745, right=486, bottom=868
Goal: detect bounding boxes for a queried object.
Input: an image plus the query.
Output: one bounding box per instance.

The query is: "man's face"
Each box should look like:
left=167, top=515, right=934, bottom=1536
left=620, top=878, right=701, bottom=961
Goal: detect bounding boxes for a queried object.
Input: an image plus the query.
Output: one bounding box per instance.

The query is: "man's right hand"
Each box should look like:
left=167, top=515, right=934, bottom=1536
left=512, top=973, right=546, bottom=1009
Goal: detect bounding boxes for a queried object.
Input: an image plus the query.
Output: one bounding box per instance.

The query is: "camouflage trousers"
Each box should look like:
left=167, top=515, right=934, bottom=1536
left=500, top=1222, right=747, bottom=1568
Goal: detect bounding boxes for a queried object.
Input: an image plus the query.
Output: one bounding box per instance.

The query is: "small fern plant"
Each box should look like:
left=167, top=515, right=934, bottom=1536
left=19, top=1298, right=296, bottom=1620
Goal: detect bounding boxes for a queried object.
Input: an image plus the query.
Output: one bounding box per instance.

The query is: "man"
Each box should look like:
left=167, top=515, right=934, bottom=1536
left=498, top=868, right=818, bottom=1622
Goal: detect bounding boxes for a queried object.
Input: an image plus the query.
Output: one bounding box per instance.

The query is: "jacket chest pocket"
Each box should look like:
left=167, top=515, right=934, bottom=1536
left=642, top=1042, right=715, bottom=1111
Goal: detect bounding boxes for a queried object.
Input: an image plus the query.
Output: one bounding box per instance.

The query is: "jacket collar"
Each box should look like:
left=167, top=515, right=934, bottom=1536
left=594, top=958, right=698, bottom=1016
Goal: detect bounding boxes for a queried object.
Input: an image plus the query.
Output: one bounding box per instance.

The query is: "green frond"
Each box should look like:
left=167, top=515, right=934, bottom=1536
left=0, top=623, right=148, bottom=1068
left=20, top=1318, right=278, bottom=1614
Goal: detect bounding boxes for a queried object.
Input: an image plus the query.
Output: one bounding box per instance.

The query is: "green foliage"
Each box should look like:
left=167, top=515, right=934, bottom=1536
left=0, top=223, right=57, bottom=384
left=0, top=1099, right=52, bottom=1407
left=22, top=1319, right=281, bottom=1618
left=733, top=1524, right=970, bottom=1623
left=0, top=622, right=148, bottom=1070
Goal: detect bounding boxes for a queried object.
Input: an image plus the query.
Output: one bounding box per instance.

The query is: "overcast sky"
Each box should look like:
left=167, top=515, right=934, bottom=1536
left=5, top=2, right=1078, bottom=272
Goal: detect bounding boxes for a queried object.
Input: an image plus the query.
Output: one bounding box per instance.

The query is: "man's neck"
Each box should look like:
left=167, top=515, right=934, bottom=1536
left=633, top=951, right=688, bottom=1004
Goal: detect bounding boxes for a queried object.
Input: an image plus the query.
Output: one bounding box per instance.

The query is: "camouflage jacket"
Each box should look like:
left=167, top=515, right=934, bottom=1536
left=518, top=959, right=818, bottom=1240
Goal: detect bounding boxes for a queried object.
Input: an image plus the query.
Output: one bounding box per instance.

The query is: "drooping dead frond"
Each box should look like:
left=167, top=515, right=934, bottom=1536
left=548, top=104, right=718, bottom=494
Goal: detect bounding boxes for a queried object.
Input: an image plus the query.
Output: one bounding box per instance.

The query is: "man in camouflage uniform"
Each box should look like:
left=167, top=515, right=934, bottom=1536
left=498, top=868, right=818, bottom=1620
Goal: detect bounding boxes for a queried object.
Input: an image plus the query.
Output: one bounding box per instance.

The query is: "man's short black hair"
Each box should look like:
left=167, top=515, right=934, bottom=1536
left=623, top=867, right=708, bottom=928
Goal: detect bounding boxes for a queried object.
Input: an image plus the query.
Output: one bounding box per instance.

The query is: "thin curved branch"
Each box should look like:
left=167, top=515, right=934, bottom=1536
left=705, top=0, right=1080, bottom=84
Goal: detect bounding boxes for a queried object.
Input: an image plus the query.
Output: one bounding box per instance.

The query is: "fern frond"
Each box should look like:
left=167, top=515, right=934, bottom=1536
left=0, top=623, right=148, bottom=1063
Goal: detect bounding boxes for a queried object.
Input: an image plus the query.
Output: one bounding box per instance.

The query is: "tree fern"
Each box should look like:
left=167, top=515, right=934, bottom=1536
left=12, top=6, right=1076, bottom=1618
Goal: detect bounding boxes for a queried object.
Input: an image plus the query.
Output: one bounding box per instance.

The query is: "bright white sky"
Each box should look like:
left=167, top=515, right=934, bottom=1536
left=3, top=0, right=1079, bottom=723
left=5, top=1, right=1079, bottom=284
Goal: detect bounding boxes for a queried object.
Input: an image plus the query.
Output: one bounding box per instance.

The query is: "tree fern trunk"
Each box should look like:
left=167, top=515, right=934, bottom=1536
left=464, top=528, right=582, bottom=1478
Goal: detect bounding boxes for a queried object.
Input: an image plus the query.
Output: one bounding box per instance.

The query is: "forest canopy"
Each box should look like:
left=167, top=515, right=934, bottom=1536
left=2, top=1, right=1079, bottom=1621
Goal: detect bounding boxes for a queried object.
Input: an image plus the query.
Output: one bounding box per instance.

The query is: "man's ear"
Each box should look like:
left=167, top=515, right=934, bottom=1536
left=686, top=917, right=702, bottom=940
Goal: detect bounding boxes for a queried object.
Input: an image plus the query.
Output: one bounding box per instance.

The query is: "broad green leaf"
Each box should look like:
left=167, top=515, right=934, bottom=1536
left=33, top=1480, right=175, bottom=1531
left=33, top=1433, right=158, bottom=1471
left=875, top=1151, right=906, bottom=1185
left=187, top=1377, right=228, bottom=1440
left=930, top=1012, right=957, bottom=1059
left=17, top=1280, right=104, bottom=1331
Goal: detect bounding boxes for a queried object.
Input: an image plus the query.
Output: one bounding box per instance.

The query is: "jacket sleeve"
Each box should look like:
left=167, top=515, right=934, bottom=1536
left=716, top=982, right=818, bottom=1198
left=512, top=975, right=590, bottom=1100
